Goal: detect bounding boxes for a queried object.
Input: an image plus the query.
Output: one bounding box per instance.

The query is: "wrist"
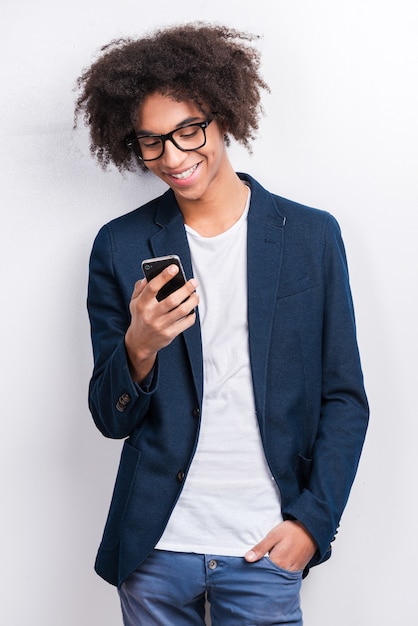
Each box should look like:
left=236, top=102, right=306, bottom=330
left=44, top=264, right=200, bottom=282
left=124, top=333, right=156, bottom=383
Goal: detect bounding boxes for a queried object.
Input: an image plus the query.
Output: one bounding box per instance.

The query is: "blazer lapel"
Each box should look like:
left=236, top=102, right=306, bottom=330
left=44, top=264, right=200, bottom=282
left=246, top=176, right=286, bottom=419
left=149, top=190, right=204, bottom=405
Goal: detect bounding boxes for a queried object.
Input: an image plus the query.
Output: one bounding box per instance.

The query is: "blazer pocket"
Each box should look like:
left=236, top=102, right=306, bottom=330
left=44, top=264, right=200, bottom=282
left=295, top=453, right=313, bottom=491
left=277, top=274, right=313, bottom=299
left=99, top=440, right=142, bottom=552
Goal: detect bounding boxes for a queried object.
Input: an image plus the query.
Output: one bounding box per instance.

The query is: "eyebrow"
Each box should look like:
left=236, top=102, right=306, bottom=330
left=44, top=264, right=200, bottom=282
left=136, top=115, right=203, bottom=136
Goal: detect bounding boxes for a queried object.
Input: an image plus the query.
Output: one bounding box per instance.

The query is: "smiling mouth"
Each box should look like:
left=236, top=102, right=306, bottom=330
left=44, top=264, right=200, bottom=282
left=170, top=163, right=199, bottom=180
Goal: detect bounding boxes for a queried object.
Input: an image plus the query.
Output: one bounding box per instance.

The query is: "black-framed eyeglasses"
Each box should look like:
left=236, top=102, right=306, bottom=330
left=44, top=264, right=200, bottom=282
left=125, top=118, right=214, bottom=162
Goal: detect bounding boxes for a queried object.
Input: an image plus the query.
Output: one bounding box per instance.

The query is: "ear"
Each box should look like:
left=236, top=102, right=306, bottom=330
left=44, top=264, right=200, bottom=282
left=220, top=120, right=229, bottom=135
left=212, top=115, right=229, bottom=144
left=216, top=119, right=229, bottom=143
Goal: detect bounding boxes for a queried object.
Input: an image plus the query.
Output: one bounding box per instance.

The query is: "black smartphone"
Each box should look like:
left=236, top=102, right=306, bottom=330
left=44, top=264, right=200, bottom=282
left=141, top=255, right=188, bottom=302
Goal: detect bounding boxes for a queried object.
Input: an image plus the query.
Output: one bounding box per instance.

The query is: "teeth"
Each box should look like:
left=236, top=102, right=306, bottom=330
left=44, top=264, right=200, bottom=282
left=171, top=164, right=198, bottom=180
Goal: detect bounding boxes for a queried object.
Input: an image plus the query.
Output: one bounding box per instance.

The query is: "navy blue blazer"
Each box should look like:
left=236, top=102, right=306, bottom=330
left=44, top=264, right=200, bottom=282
left=87, top=173, right=369, bottom=587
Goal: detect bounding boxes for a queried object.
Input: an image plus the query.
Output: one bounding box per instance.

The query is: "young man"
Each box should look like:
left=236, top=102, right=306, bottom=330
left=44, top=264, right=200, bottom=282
left=76, top=23, right=369, bottom=625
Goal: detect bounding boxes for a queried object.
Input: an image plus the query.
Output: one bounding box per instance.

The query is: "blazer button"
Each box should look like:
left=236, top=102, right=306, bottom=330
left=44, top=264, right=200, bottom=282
left=177, top=470, right=185, bottom=483
left=116, top=393, right=131, bottom=412
left=192, top=407, right=200, bottom=418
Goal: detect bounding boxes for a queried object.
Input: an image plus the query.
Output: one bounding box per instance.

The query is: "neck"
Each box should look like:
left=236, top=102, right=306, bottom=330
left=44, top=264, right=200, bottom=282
left=177, top=167, right=249, bottom=237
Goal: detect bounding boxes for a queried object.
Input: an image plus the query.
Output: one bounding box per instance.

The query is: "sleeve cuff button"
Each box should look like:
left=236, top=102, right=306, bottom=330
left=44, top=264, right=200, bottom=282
left=116, top=393, right=131, bottom=412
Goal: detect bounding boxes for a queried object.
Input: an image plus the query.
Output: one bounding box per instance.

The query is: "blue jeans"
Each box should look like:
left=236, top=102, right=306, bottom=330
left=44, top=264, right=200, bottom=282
left=119, top=550, right=303, bottom=625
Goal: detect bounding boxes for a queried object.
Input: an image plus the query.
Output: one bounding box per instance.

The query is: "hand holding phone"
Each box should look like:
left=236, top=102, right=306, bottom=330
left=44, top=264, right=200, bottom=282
left=126, top=255, right=197, bottom=382
left=141, top=255, right=189, bottom=302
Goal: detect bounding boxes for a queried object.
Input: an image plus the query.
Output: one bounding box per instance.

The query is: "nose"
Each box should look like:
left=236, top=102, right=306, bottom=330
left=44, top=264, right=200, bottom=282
left=161, top=138, right=187, bottom=167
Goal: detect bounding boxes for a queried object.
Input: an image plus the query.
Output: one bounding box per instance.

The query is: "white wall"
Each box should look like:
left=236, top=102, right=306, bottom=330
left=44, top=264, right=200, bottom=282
left=1, top=1, right=417, bottom=624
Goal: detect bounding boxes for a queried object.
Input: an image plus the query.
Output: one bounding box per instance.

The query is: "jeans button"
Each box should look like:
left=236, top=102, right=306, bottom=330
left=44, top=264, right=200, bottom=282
left=208, top=559, right=217, bottom=570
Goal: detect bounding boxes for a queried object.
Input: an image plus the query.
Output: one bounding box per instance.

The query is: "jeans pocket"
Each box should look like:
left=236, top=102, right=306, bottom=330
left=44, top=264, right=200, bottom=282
left=264, top=556, right=303, bottom=579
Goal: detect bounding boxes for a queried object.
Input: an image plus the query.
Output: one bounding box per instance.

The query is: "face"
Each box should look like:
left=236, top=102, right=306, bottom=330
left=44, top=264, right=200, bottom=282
left=133, top=92, right=230, bottom=204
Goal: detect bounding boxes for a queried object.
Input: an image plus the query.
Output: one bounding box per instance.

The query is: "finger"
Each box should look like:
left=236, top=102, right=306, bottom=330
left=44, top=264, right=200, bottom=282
left=162, top=277, right=199, bottom=311
left=131, top=278, right=147, bottom=299
left=145, top=264, right=181, bottom=297
left=244, top=538, right=271, bottom=562
left=171, top=290, right=199, bottom=320
left=244, top=523, right=285, bottom=563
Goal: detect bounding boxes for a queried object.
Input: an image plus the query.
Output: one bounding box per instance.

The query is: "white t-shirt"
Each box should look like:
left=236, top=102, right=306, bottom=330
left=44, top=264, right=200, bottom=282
left=155, top=192, right=283, bottom=555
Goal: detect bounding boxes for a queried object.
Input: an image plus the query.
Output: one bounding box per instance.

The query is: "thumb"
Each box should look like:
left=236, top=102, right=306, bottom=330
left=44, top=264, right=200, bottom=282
left=245, top=540, right=269, bottom=563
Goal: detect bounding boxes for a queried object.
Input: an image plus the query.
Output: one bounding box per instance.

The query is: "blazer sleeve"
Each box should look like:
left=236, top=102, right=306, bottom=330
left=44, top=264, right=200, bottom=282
left=282, top=214, right=369, bottom=561
left=87, top=224, right=158, bottom=439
